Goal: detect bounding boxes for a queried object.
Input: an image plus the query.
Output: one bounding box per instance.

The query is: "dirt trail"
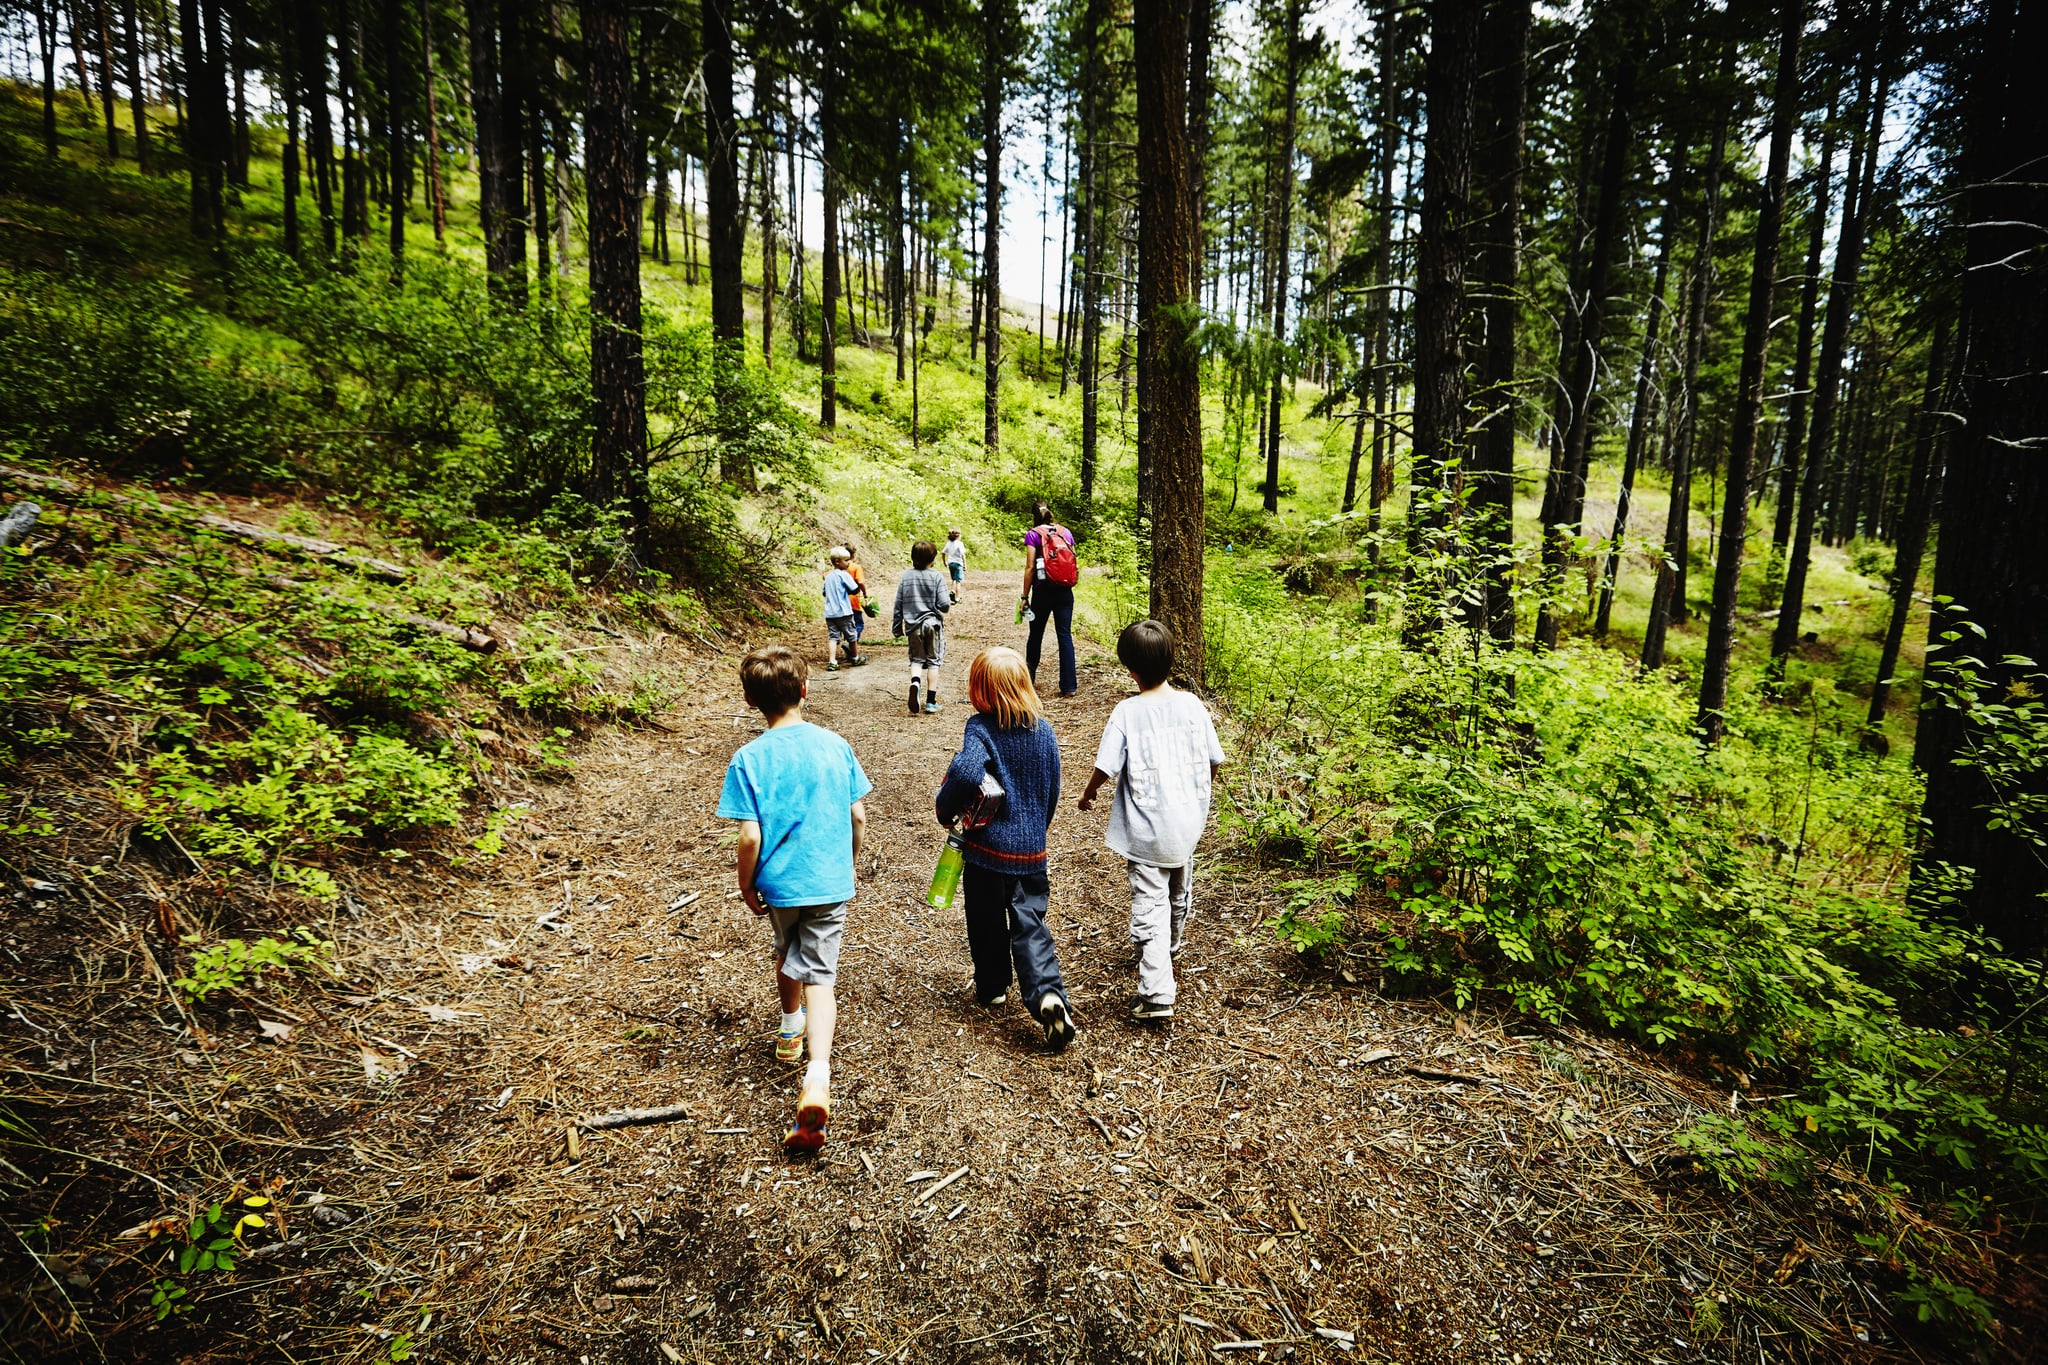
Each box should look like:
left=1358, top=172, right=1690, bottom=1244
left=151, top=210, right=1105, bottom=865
left=5, top=571, right=1911, bottom=1363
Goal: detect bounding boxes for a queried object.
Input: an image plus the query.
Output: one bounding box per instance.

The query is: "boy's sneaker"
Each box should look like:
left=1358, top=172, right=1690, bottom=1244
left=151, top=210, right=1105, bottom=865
left=1040, top=993, right=1076, bottom=1053
left=908, top=682, right=922, bottom=715
left=827, top=662, right=842, bottom=672
left=775, top=1013, right=806, bottom=1065
left=924, top=697, right=942, bottom=714
left=978, top=991, right=1008, bottom=1008
left=1131, top=996, right=1175, bottom=1022
left=783, top=1081, right=830, bottom=1156
left=847, top=654, right=869, bottom=667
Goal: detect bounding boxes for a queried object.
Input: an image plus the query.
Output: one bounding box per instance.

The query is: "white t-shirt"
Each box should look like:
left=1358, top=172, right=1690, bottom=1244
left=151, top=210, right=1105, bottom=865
left=944, top=538, right=966, bottom=567
left=1093, top=687, right=1225, bottom=868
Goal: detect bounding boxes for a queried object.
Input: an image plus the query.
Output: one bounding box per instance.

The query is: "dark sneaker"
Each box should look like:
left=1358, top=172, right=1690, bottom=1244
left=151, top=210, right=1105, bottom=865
left=909, top=682, right=922, bottom=715
left=1041, top=993, right=1076, bottom=1053
left=978, top=991, right=1008, bottom=1008
left=1131, top=996, right=1175, bottom=1022
left=847, top=654, right=869, bottom=667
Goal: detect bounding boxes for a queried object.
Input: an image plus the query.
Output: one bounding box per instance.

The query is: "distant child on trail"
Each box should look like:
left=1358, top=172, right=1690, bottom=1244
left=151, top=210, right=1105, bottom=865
left=1020, top=501, right=1079, bottom=698
left=944, top=530, right=967, bottom=602
left=822, top=548, right=866, bottom=670
left=717, top=645, right=872, bottom=1154
left=892, top=541, right=953, bottom=715
left=936, top=647, right=1076, bottom=1052
left=845, top=540, right=878, bottom=647
left=1077, top=621, right=1225, bottom=1021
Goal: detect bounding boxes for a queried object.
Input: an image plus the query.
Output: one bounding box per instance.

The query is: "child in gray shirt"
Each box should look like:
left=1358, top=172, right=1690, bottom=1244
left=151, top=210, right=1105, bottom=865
left=892, top=540, right=954, bottom=715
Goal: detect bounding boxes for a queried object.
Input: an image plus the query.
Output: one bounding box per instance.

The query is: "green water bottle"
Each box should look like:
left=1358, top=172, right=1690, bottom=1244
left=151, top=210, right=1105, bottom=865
left=927, top=832, right=966, bottom=909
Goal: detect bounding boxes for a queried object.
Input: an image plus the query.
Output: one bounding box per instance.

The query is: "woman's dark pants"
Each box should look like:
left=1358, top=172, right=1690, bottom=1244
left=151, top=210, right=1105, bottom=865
left=1025, top=581, right=1077, bottom=695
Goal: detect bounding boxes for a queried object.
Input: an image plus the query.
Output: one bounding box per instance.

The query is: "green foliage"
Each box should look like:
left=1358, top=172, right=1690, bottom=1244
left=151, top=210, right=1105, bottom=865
left=0, top=264, right=285, bottom=481
left=149, top=1192, right=277, bottom=1319
left=174, top=932, right=335, bottom=1003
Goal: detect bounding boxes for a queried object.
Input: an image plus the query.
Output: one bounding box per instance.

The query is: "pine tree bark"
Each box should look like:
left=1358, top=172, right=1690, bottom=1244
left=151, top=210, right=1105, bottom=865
left=1768, top=90, right=1839, bottom=580
left=36, top=0, right=58, bottom=158
left=1261, top=0, right=1302, bottom=515
left=1593, top=146, right=1682, bottom=639
left=1365, top=0, right=1397, bottom=564
left=1077, top=0, right=1105, bottom=499
left=422, top=0, right=447, bottom=243
left=1866, top=317, right=1947, bottom=733
left=1919, top=0, right=2048, bottom=951
left=758, top=62, right=777, bottom=365
left=122, top=0, right=150, bottom=170
left=1772, top=59, right=1886, bottom=672
left=95, top=0, right=118, bottom=158
left=301, top=0, right=337, bottom=256
left=982, top=0, right=1003, bottom=455
left=1642, top=110, right=1728, bottom=669
left=580, top=0, right=648, bottom=553
left=703, top=0, right=746, bottom=481
left=1533, top=30, right=1639, bottom=648
left=1697, top=1, right=1801, bottom=743
left=818, top=10, right=840, bottom=428
left=1404, top=0, right=1480, bottom=644
left=382, top=0, right=407, bottom=274
left=1137, top=0, right=1203, bottom=684
left=1470, top=0, right=1530, bottom=644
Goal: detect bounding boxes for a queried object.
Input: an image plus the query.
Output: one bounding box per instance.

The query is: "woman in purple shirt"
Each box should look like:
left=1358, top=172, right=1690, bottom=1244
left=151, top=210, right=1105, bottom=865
left=1019, top=500, right=1078, bottom=697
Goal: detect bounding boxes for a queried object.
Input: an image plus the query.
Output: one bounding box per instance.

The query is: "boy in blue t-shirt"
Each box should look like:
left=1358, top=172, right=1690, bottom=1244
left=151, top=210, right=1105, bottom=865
left=716, top=644, right=871, bottom=1153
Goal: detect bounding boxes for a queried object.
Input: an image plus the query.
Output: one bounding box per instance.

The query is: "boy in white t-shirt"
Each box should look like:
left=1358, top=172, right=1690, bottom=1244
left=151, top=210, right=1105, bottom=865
left=943, top=529, right=966, bottom=602
left=1077, top=620, right=1225, bottom=1020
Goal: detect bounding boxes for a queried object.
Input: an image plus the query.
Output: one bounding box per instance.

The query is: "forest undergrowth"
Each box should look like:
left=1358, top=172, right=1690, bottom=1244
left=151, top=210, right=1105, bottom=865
left=2, top=84, right=2046, bottom=1361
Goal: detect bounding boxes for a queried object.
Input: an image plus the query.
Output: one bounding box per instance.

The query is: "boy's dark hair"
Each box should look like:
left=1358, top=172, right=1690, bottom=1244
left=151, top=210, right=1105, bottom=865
left=740, top=644, right=807, bottom=715
left=911, top=540, right=938, bottom=569
left=1117, top=619, right=1176, bottom=689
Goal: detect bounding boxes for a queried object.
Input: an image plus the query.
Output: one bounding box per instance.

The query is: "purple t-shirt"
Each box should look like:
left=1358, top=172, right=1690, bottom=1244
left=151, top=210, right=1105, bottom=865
left=1024, top=524, right=1072, bottom=581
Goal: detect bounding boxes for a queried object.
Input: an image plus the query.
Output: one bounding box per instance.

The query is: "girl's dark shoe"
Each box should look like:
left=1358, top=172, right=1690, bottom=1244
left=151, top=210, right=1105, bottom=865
left=1130, top=996, right=1175, bottom=1022
left=909, top=682, right=922, bottom=715
left=1041, top=993, right=1076, bottom=1052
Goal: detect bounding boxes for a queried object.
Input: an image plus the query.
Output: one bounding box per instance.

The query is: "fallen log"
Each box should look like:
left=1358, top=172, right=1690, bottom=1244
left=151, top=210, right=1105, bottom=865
left=0, top=501, right=39, bottom=548
left=263, top=577, right=497, bottom=652
left=1, top=466, right=410, bottom=581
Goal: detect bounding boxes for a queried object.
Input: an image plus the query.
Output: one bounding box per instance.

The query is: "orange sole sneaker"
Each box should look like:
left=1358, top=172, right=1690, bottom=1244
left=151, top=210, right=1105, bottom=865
left=783, top=1087, right=830, bottom=1155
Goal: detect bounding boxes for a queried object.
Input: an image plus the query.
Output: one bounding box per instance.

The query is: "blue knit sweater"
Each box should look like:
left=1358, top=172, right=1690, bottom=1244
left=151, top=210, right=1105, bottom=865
left=935, top=714, right=1061, bottom=875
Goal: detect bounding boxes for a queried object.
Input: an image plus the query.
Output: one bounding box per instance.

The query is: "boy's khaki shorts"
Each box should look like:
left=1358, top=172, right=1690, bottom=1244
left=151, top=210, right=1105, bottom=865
left=770, top=901, right=847, bottom=986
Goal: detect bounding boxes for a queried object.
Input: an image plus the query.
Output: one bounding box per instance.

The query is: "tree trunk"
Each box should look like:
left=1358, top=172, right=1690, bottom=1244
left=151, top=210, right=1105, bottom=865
left=1919, top=0, right=2048, bottom=952
left=37, top=0, right=58, bottom=158
left=1593, top=147, right=1682, bottom=639
left=703, top=0, right=746, bottom=480
left=227, top=0, right=246, bottom=184
left=96, top=0, right=118, bottom=157
left=338, top=0, right=366, bottom=241
left=1767, top=87, right=1840, bottom=589
left=983, top=0, right=1002, bottom=456
left=1469, top=0, right=1530, bottom=644
left=281, top=3, right=300, bottom=257
left=579, top=0, right=648, bottom=554
left=382, top=0, right=407, bottom=275
left=819, top=12, right=840, bottom=428
left=1137, top=0, right=1204, bottom=684
left=302, top=0, right=337, bottom=256
left=1403, top=0, right=1480, bottom=644
left=1366, top=0, right=1397, bottom=566
left=122, top=0, right=149, bottom=169
left=1642, top=110, right=1728, bottom=669
left=1772, top=59, right=1886, bottom=672
left=1533, top=30, right=1640, bottom=648
left=422, top=0, right=446, bottom=242
left=1697, top=2, right=1801, bottom=743
left=759, top=62, right=777, bottom=365
left=1866, top=318, right=1948, bottom=732
left=1261, top=0, right=1302, bottom=515
left=1077, top=0, right=1105, bottom=499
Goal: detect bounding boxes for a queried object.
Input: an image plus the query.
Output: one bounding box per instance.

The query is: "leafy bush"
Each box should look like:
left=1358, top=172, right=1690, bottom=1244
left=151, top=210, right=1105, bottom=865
left=174, top=933, right=335, bottom=1003
left=0, top=264, right=284, bottom=480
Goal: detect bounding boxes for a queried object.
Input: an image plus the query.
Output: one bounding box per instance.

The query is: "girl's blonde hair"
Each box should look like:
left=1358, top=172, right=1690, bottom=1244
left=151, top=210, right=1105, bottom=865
left=967, top=647, right=1042, bottom=730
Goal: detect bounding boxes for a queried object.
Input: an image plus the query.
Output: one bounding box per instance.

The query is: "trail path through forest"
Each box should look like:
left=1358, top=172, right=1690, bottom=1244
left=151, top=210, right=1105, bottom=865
left=9, top=573, right=1908, bottom=1363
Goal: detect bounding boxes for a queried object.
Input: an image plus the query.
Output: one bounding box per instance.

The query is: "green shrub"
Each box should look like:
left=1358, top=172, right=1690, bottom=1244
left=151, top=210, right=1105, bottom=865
left=174, top=933, right=335, bottom=1002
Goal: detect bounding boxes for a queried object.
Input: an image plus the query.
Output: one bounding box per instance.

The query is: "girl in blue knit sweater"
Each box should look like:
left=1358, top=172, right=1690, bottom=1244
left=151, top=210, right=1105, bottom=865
left=935, top=647, right=1076, bottom=1052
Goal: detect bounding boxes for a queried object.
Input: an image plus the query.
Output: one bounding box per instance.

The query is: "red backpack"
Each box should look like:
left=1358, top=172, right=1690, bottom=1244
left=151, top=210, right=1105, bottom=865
left=1035, top=524, right=1080, bottom=587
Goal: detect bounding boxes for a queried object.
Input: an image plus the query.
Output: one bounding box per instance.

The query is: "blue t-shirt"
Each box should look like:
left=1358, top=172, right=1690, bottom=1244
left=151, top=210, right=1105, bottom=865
left=822, top=568, right=858, bottom=619
left=716, top=722, right=873, bottom=908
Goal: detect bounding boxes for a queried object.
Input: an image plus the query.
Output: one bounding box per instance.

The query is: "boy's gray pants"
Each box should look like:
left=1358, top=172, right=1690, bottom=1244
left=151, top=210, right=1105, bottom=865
left=1127, top=858, right=1193, bottom=1005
